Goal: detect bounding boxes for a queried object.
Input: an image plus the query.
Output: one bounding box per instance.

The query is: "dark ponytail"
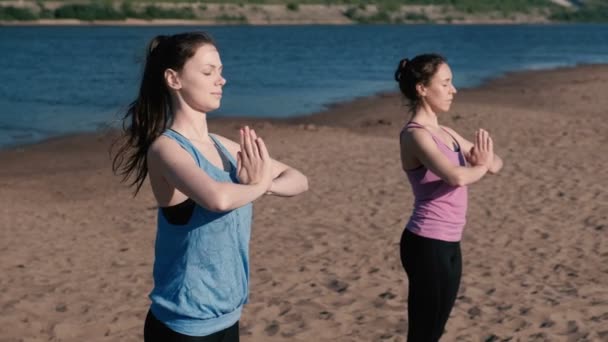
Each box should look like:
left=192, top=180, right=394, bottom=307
left=394, top=53, right=446, bottom=114
left=112, top=32, right=216, bottom=195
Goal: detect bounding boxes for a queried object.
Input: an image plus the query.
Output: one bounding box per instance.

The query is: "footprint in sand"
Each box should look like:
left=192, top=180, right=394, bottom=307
left=326, top=279, right=349, bottom=293
left=264, top=320, right=280, bottom=336
left=467, top=306, right=481, bottom=319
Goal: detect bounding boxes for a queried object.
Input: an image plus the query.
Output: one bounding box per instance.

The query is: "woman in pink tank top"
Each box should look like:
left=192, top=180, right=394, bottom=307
left=395, top=54, right=503, bottom=341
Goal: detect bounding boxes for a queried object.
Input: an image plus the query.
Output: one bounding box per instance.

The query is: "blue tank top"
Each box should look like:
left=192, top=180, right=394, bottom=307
left=149, top=129, right=253, bottom=336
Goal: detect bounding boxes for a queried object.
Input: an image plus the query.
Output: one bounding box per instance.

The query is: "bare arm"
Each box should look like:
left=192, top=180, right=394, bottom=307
left=148, top=136, right=270, bottom=212
left=265, top=158, right=308, bottom=197
left=442, top=126, right=503, bottom=174
left=403, top=128, right=489, bottom=187
left=216, top=129, right=308, bottom=197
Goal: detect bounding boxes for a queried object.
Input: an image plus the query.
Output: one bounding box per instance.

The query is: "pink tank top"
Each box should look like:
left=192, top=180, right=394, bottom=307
left=403, top=122, right=468, bottom=242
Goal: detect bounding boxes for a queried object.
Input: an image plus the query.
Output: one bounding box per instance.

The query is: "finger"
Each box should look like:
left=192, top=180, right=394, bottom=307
left=256, top=137, right=270, bottom=161
left=240, top=127, right=249, bottom=162
left=239, top=128, right=246, bottom=157
left=476, top=130, right=481, bottom=148
left=480, top=129, right=488, bottom=151
left=484, top=130, right=490, bottom=151
left=236, top=151, right=242, bottom=172
left=243, top=126, right=254, bottom=159
left=250, top=129, right=260, bottom=159
left=488, top=136, right=494, bottom=153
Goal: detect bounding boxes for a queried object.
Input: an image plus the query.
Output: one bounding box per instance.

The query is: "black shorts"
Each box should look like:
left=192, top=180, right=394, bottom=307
left=144, top=310, right=239, bottom=342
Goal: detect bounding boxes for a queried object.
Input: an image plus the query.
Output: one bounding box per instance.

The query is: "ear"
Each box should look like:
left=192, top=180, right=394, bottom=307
left=416, top=83, right=426, bottom=98
left=164, top=68, right=181, bottom=90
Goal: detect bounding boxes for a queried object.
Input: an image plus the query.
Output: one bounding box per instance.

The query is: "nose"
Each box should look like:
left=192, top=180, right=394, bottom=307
left=218, top=75, right=226, bottom=86
left=451, top=84, right=457, bottom=94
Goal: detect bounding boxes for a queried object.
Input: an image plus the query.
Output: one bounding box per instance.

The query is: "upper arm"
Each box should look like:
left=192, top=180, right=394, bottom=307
left=403, top=129, right=464, bottom=186
left=148, top=136, right=222, bottom=210
left=214, top=133, right=290, bottom=179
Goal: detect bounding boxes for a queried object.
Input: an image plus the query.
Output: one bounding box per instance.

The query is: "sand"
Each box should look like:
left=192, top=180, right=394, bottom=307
left=0, top=64, right=606, bottom=341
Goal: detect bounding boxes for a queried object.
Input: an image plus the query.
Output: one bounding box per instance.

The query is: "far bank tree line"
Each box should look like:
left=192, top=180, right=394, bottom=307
left=1, top=0, right=607, bottom=23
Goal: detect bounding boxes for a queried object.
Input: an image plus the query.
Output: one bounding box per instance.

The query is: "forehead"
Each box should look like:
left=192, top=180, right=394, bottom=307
left=188, top=44, right=221, bottom=66
left=433, top=63, right=452, bottom=79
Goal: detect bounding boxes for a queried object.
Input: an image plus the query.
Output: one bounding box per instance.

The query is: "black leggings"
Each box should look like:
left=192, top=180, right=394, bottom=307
left=144, top=310, right=239, bottom=342
left=400, top=229, right=462, bottom=342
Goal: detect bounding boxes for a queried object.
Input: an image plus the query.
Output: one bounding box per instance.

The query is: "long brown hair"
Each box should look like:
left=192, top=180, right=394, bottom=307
left=112, top=32, right=216, bottom=195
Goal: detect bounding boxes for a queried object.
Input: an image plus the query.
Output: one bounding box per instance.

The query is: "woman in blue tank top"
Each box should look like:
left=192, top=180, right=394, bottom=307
left=112, top=32, right=308, bottom=342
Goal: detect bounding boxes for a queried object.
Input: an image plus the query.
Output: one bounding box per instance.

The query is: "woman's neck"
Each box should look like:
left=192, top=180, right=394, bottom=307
left=171, top=107, right=211, bottom=144
left=411, top=106, right=440, bottom=129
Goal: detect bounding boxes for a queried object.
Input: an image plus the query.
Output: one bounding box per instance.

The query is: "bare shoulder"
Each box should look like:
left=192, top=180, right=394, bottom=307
left=147, top=134, right=190, bottom=164
left=402, top=126, right=433, bottom=146
left=148, top=134, right=173, bottom=159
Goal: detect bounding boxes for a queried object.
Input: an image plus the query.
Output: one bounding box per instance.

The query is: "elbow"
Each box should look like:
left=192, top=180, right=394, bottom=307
left=281, top=174, right=308, bottom=197
left=210, top=203, right=229, bottom=213
left=301, top=175, right=309, bottom=193
left=291, top=174, right=309, bottom=196
left=204, top=194, right=232, bottom=213
left=449, top=179, right=466, bottom=187
left=446, top=174, right=466, bottom=187
left=489, top=162, right=503, bottom=175
left=488, top=157, right=504, bottom=175
left=214, top=196, right=233, bottom=213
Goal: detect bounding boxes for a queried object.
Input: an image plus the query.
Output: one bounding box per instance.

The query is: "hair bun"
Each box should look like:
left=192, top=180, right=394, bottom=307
left=394, top=58, right=409, bottom=82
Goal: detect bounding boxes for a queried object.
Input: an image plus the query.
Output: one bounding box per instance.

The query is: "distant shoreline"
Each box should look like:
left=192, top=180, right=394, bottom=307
left=2, top=63, right=606, bottom=152
left=0, top=19, right=563, bottom=26
left=7, top=21, right=589, bottom=27
left=2, top=2, right=596, bottom=26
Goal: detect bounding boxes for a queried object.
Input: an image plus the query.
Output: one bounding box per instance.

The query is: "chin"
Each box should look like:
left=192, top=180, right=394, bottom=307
left=207, top=101, right=221, bottom=112
left=433, top=106, right=450, bottom=114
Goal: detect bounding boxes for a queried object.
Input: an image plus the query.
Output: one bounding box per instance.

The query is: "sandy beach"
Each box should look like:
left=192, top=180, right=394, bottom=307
left=0, top=64, right=606, bottom=341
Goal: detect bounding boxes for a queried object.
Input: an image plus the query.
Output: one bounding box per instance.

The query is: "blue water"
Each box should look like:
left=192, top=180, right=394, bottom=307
left=1, top=24, right=607, bottom=148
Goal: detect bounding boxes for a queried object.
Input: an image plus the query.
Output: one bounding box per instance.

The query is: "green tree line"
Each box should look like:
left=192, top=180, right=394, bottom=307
left=1, top=0, right=607, bottom=22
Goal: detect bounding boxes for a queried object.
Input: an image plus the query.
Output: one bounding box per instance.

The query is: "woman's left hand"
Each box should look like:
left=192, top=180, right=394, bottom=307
left=236, top=127, right=273, bottom=188
left=464, top=129, right=494, bottom=169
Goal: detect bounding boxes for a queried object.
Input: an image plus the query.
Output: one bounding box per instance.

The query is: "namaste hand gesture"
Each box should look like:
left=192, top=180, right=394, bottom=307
left=465, top=128, right=494, bottom=170
left=236, top=126, right=273, bottom=188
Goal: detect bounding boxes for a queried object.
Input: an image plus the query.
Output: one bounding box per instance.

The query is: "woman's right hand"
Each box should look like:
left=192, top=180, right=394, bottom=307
left=237, top=126, right=273, bottom=188
left=465, top=129, right=494, bottom=169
